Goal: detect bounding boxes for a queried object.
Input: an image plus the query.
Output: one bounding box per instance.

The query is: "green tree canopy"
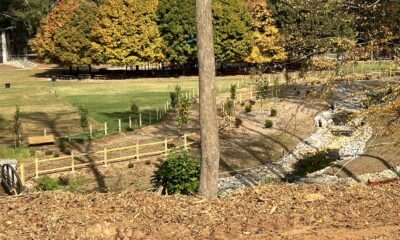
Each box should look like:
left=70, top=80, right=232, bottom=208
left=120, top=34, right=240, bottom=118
left=157, top=0, right=253, bottom=64
left=53, top=0, right=98, bottom=66
left=269, top=0, right=356, bottom=62
left=0, top=0, right=56, bottom=55
left=213, top=0, right=253, bottom=63
left=157, top=0, right=197, bottom=65
left=91, top=0, right=164, bottom=65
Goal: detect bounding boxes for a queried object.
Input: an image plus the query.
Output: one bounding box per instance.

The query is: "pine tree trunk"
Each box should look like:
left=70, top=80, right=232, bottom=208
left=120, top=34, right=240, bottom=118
left=196, top=0, right=220, bottom=199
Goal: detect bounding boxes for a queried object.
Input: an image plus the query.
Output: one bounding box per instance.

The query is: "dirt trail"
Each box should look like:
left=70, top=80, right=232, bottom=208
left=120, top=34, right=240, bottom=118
left=1, top=182, right=400, bottom=239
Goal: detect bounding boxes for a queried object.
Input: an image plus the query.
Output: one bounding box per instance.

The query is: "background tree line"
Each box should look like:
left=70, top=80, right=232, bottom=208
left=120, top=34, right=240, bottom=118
left=1, top=0, right=398, bottom=66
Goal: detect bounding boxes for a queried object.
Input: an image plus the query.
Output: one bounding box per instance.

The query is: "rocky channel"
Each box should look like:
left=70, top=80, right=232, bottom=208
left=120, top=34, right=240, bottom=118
left=218, top=81, right=400, bottom=194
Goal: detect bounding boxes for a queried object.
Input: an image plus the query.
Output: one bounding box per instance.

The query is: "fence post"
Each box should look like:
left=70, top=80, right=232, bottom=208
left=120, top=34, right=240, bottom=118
left=156, top=109, right=159, bottom=121
left=164, top=138, right=168, bottom=157
left=193, top=88, right=195, bottom=98
left=44, top=129, right=47, bottom=136
left=104, top=148, right=108, bottom=166
left=89, top=125, right=93, bottom=139
left=129, top=117, right=132, bottom=128
left=136, top=141, right=139, bottom=161
left=17, top=164, right=25, bottom=185
left=184, top=134, right=188, bottom=150
left=167, top=100, right=169, bottom=110
left=104, top=122, right=108, bottom=135
left=71, top=151, right=75, bottom=173
left=139, top=114, right=142, bottom=126
left=68, top=126, right=71, bottom=142
left=118, top=119, right=122, bottom=132
left=239, top=92, right=242, bottom=103
left=35, top=158, right=39, bottom=178
left=149, top=111, right=152, bottom=123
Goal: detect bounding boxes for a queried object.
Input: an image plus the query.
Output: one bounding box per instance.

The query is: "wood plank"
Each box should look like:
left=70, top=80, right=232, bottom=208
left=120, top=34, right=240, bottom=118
left=28, top=135, right=55, bottom=145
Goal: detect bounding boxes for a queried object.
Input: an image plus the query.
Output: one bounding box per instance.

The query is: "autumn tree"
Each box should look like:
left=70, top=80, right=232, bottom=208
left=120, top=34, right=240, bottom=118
left=29, top=0, right=81, bottom=63
left=91, top=0, right=164, bottom=65
left=53, top=0, right=98, bottom=66
left=245, top=0, right=286, bottom=63
left=196, top=0, right=220, bottom=198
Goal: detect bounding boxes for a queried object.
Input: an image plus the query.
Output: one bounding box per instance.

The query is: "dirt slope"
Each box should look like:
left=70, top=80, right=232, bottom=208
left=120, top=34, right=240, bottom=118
left=1, top=183, right=400, bottom=240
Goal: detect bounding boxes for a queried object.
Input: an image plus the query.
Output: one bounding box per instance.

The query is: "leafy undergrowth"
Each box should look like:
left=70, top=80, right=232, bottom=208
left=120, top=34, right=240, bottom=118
left=292, top=151, right=335, bottom=177
left=1, top=183, right=400, bottom=239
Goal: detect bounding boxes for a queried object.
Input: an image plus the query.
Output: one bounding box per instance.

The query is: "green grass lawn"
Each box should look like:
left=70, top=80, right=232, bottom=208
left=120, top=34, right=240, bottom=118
left=0, top=60, right=397, bottom=145
left=53, top=76, right=246, bottom=132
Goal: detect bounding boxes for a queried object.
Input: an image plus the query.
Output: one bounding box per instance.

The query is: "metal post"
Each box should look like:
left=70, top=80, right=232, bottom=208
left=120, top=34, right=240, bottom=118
left=44, top=129, right=47, bottom=136
left=139, top=114, right=142, bottom=126
left=89, top=125, right=93, bottom=139
left=156, top=109, right=159, bottom=121
left=129, top=117, right=132, bottom=128
left=104, top=122, right=108, bottom=135
left=118, top=119, right=122, bottom=132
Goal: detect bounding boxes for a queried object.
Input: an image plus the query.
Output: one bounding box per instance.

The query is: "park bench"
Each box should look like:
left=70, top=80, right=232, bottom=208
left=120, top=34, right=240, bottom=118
left=93, top=75, right=107, bottom=80
left=28, top=135, right=55, bottom=145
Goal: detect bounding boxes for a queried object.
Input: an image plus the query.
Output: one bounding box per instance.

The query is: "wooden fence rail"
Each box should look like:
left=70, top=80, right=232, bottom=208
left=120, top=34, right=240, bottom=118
left=20, top=133, right=196, bottom=184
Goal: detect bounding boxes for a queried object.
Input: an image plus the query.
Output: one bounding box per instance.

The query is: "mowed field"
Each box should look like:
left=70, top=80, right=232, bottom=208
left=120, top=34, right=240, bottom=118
left=0, top=66, right=244, bottom=145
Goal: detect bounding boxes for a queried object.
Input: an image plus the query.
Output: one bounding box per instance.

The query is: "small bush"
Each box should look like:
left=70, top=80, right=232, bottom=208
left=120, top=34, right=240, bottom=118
left=234, top=117, right=242, bottom=128
left=152, top=149, right=200, bottom=195
left=292, top=152, right=334, bottom=177
left=35, top=176, right=59, bottom=191
left=245, top=104, right=252, bottom=113
left=265, top=119, right=273, bottom=128
left=130, top=101, right=140, bottom=121
left=249, top=99, right=256, bottom=105
left=270, top=108, right=278, bottom=117
left=78, top=105, right=89, bottom=129
left=58, top=175, right=70, bottom=186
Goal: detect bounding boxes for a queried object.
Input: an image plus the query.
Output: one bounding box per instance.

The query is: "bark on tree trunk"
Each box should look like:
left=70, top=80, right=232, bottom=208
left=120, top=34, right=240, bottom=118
left=196, top=0, right=220, bottom=199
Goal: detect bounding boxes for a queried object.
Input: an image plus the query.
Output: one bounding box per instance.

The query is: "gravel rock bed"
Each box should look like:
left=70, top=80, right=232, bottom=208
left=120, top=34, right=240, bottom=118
left=218, top=110, right=375, bottom=194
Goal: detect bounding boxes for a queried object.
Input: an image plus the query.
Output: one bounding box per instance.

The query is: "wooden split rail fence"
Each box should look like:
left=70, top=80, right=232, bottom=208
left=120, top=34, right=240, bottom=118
left=19, top=133, right=196, bottom=184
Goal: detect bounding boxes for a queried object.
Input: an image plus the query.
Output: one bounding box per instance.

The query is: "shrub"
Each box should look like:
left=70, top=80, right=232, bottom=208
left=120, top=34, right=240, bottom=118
left=152, top=149, right=200, bottom=195
left=224, top=98, right=234, bottom=116
left=265, top=119, right=273, bottom=128
left=230, top=84, right=237, bottom=100
left=130, top=101, right=140, bottom=121
left=176, top=96, right=191, bottom=130
left=35, top=176, right=59, bottom=191
left=234, top=117, right=242, bottom=128
left=170, top=85, right=181, bottom=109
left=270, top=108, right=278, bottom=117
left=78, top=105, right=89, bottom=129
left=292, top=152, right=334, bottom=177
left=245, top=104, right=252, bottom=113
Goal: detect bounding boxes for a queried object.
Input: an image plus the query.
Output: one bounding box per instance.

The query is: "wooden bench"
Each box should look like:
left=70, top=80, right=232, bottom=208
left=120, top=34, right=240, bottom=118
left=28, top=135, right=55, bottom=145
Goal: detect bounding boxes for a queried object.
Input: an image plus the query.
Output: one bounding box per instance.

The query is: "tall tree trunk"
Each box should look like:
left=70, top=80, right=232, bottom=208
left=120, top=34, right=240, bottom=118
left=196, top=0, right=220, bottom=199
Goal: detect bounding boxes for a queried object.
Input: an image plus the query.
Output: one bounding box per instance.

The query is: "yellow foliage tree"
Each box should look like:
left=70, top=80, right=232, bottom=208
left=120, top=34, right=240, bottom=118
left=91, top=0, right=164, bottom=65
left=245, top=0, right=286, bottom=63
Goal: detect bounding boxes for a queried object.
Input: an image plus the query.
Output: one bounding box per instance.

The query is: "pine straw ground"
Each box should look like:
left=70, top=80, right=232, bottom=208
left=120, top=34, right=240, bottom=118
left=1, top=183, right=400, bottom=240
